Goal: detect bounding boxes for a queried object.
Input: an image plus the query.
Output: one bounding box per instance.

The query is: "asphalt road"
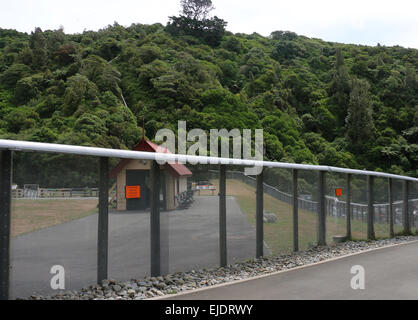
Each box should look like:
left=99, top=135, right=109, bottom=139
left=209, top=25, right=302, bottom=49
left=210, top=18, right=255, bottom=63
left=10, top=196, right=259, bottom=298
left=165, top=241, right=418, bottom=300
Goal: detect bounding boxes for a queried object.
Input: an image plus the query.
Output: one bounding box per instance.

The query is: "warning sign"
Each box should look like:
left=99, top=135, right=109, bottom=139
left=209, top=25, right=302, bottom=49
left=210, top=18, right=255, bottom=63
left=125, top=185, right=141, bottom=199
left=335, top=188, right=343, bottom=197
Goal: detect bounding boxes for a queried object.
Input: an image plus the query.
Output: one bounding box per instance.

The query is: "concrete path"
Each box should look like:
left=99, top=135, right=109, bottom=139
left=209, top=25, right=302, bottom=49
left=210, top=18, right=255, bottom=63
left=164, top=241, right=418, bottom=300
left=10, top=196, right=257, bottom=298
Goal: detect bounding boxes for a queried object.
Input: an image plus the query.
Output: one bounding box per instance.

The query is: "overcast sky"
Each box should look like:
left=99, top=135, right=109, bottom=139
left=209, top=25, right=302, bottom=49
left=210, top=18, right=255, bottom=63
left=1, top=0, right=417, bottom=48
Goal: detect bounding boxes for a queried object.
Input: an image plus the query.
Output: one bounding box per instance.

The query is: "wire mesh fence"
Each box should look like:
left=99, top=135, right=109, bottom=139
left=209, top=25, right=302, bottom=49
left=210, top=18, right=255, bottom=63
left=297, top=169, right=317, bottom=251
left=10, top=154, right=99, bottom=299
left=262, top=168, right=293, bottom=255
left=373, top=177, right=390, bottom=239
left=410, top=182, right=417, bottom=235
left=393, top=179, right=405, bottom=234
left=1, top=140, right=418, bottom=299
left=168, top=166, right=219, bottom=274
left=349, top=175, right=368, bottom=240
left=325, top=171, right=347, bottom=245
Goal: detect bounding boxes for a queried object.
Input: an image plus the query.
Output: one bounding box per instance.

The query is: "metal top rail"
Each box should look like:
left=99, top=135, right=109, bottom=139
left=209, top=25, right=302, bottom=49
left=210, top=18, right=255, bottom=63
left=1, top=139, right=417, bottom=182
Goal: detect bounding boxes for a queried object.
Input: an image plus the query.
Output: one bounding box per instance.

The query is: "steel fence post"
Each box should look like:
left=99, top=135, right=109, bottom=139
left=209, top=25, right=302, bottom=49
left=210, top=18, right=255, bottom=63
left=292, top=169, right=299, bottom=252
left=256, top=170, right=264, bottom=258
left=0, top=150, right=12, bottom=300
left=318, top=171, right=326, bottom=246
left=97, top=157, right=109, bottom=284
left=403, top=180, right=410, bottom=234
left=219, top=165, right=227, bottom=267
left=150, top=160, right=161, bottom=277
left=346, top=174, right=351, bottom=239
left=367, top=176, right=375, bottom=240
left=388, top=178, right=394, bottom=237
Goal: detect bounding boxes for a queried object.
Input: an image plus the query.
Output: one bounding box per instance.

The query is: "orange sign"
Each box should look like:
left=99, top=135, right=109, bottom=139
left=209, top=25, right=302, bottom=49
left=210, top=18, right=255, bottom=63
left=335, top=188, right=343, bottom=197
left=126, top=185, right=141, bottom=199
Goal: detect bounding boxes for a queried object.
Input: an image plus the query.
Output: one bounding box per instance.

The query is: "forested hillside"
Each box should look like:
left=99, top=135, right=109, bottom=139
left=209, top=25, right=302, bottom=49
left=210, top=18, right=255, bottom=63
left=0, top=17, right=417, bottom=184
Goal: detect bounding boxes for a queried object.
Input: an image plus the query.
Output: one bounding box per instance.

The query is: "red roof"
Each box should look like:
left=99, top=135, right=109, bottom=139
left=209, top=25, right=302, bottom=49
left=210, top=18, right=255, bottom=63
left=109, top=138, right=192, bottom=179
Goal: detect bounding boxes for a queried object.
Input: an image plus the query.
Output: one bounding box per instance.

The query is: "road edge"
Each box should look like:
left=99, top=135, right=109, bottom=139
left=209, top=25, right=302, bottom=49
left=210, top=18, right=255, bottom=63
left=149, top=239, right=418, bottom=300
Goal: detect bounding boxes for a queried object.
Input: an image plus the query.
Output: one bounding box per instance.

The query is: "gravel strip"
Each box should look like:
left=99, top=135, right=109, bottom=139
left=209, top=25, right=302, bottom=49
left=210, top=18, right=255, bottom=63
left=20, top=236, right=418, bottom=300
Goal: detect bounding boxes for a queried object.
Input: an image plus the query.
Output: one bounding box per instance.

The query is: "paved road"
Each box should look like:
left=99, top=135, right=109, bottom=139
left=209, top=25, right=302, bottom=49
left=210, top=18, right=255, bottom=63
left=10, top=196, right=260, bottom=298
left=165, top=241, right=418, bottom=300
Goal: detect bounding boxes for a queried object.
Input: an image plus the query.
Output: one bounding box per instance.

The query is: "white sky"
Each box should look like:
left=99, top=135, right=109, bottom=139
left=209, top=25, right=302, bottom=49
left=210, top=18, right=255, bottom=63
left=1, top=0, right=417, bottom=48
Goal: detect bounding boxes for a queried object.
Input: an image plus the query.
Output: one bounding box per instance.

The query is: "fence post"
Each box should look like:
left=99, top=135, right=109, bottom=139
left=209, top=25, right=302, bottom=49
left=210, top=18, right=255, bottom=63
left=346, top=174, right=351, bottom=240
left=256, top=170, right=264, bottom=258
left=403, top=180, right=410, bottom=235
left=388, top=178, right=394, bottom=237
left=97, top=157, right=109, bottom=284
left=317, top=171, right=326, bottom=246
left=367, top=176, right=375, bottom=240
left=219, top=165, right=227, bottom=267
left=0, top=150, right=12, bottom=300
left=292, top=169, right=299, bottom=252
left=411, top=184, right=416, bottom=231
left=150, top=160, right=161, bottom=277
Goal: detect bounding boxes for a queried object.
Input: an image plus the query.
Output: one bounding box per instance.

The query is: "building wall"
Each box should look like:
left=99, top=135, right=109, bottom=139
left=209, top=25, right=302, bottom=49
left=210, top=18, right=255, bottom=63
left=179, top=177, right=188, bottom=193
left=116, top=159, right=190, bottom=211
left=165, top=173, right=176, bottom=210
left=116, top=159, right=151, bottom=211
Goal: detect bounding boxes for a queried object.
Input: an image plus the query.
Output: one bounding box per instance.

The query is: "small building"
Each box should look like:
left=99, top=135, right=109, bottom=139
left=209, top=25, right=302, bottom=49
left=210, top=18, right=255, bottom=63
left=109, top=137, right=192, bottom=211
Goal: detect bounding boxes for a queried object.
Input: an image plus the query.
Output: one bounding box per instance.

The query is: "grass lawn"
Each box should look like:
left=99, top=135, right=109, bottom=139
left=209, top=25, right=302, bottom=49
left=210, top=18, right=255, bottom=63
left=210, top=178, right=395, bottom=256
left=11, top=199, right=98, bottom=237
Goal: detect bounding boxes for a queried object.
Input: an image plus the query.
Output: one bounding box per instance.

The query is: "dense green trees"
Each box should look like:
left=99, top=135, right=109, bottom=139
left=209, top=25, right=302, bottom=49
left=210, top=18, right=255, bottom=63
left=29, top=27, right=48, bottom=70
left=0, top=18, right=417, bottom=187
left=345, top=77, right=374, bottom=152
left=180, top=0, right=214, bottom=20
left=329, top=48, right=350, bottom=131
left=166, top=0, right=227, bottom=46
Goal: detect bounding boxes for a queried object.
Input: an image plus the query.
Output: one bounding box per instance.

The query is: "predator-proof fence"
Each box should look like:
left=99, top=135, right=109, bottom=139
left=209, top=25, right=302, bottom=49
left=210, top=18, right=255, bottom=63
left=0, top=139, right=417, bottom=299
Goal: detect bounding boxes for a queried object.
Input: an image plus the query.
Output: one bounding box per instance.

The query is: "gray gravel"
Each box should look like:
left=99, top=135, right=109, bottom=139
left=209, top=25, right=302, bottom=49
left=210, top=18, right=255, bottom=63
left=19, top=236, right=418, bottom=300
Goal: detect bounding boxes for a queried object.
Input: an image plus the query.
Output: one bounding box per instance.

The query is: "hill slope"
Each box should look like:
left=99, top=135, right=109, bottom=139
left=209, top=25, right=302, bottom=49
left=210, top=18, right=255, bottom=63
left=0, top=23, right=417, bottom=186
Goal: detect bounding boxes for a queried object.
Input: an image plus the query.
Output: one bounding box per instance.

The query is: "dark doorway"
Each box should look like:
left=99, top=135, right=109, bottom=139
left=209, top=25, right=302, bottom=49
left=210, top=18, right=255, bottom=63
left=126, top=170, right=149, bottom=210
